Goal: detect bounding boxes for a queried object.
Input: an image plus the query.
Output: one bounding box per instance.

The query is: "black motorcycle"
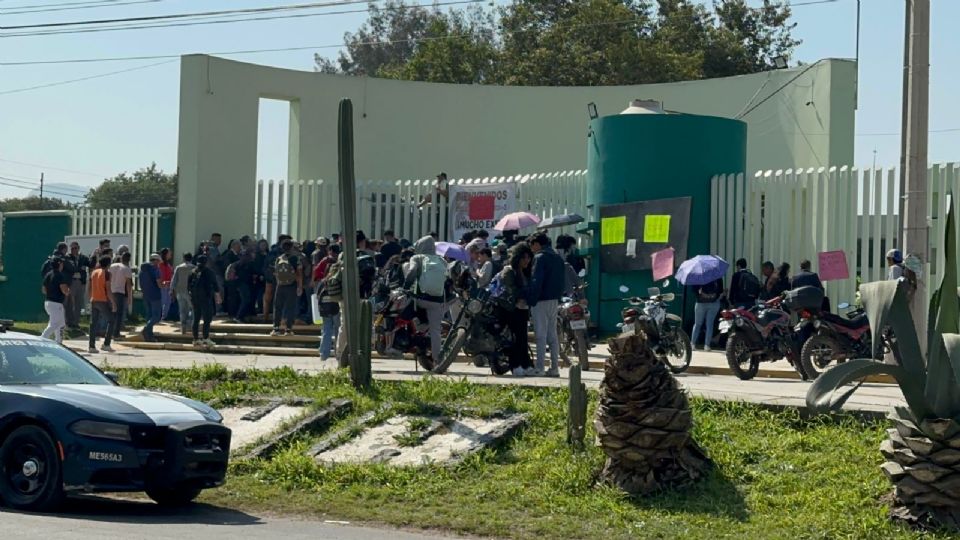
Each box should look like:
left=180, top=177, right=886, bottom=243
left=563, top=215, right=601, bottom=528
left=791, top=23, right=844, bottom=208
left=434, top=288, right=512, bottom=375
left=619, top=285, right=692, bottom=373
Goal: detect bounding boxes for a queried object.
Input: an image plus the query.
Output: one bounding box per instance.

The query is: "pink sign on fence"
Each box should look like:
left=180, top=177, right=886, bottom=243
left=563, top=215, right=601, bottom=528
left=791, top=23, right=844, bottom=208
left=818, top=250, right=849, bottom=281
left=651, top=247, right=675, bottom=281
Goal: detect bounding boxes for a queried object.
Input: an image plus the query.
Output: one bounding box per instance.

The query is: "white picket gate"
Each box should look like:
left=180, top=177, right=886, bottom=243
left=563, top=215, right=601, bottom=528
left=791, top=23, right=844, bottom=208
left=711, top=163, right=960, bottom=307
left=254, top=170, right=590, bottom=243
left=72, top=207, right=166, bottom=269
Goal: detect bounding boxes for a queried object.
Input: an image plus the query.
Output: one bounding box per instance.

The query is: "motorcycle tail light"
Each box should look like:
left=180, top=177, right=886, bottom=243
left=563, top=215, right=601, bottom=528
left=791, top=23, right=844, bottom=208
left=624, top=308, right=639, bottom=318
left=720, top=311, right=734, bottom=320
left=800, top=309, right=812, bottom=319
left=568, top=305, right=584, bottom=317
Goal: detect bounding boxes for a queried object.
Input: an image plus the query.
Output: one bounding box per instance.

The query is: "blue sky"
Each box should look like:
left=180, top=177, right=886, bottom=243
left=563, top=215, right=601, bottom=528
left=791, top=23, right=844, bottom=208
left=0, top=0, right=957, bottom=201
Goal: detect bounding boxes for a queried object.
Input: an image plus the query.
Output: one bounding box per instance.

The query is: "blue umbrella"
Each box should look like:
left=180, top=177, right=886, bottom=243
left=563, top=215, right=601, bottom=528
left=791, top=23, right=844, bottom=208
left=436, top=241, right=469, bottom=263
left=675, top=255, right=729, bottom=286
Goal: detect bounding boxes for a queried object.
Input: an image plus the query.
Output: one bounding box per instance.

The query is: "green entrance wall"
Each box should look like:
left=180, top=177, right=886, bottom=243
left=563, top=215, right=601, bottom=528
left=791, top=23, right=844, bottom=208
left=0, top=211, right=73, bottom=322
left=586, top=113, right=747, bottom=333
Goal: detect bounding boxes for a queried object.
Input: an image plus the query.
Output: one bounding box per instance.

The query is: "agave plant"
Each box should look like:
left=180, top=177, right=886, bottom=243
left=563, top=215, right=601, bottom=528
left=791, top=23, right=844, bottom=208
left=807, top=203, right=960, bottom=529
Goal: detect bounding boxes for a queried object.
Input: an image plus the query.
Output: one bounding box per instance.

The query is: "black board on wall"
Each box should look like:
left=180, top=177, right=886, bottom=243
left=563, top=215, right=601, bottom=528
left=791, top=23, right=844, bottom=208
left=599, top=197, right=692, bottom=272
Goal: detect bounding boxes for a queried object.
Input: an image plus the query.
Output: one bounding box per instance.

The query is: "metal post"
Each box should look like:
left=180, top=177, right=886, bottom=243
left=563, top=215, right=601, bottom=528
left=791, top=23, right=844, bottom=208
left=901, top=0, right=930, bottom=338
left=39, top=172, right=44, bottom=202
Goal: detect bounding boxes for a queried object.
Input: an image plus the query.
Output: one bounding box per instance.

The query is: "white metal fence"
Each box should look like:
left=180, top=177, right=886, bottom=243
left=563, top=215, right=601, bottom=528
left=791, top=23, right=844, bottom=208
left=72, top=207, right=165, bottom=269
left=254, top=170, right=590, bottom=243
left=711, top=163, right=960, bottom=307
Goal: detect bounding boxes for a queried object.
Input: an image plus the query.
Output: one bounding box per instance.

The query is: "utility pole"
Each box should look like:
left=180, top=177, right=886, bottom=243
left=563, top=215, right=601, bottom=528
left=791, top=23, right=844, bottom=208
left=900, top=0, right=930, bottom=335
left=39, top=172, right=44, bottom=202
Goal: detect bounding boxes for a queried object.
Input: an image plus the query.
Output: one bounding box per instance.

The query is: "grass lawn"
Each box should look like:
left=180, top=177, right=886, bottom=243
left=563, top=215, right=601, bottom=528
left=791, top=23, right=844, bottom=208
left=115, top=366, right=941, bottom=539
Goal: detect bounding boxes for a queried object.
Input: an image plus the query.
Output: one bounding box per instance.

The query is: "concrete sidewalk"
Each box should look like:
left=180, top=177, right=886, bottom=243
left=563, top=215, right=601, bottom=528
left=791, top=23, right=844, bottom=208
left=68, top=339, right=905, bottom=416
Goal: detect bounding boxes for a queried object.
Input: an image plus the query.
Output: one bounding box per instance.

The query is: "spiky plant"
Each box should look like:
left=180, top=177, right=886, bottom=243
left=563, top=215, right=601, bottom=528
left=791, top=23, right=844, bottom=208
left=595, top=330, right=711, bottom=495
left=807, top=204, right=960, bottom=529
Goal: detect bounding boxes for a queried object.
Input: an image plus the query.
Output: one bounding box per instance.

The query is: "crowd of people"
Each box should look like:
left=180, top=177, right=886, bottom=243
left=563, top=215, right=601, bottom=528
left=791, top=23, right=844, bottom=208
left=37, top=227, right=588, bottom=378
left=686, top=248, right=910, bottom=351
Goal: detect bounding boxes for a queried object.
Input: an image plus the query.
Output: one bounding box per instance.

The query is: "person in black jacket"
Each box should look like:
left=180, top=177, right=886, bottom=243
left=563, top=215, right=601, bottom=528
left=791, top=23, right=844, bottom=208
left=728, top=258, right=761, bottom=308
left=790, top=260, right=824, bottom=290
left=527, top=233, right=565, bottom=377
left=189, top=255, right=222, bottom=346
left=65, top=241, right=90, bottom=330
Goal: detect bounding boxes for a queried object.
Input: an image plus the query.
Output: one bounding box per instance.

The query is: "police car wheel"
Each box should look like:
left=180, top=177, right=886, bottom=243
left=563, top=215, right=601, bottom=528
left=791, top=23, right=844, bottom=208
left=0, top=425, right=64, bottom=512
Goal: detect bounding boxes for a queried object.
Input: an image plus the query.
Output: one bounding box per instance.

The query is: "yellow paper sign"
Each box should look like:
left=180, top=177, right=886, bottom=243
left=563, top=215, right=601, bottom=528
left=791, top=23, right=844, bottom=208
left=601, top=216, right=626, bottom=245
left=644, top=215, right=671, bottom=243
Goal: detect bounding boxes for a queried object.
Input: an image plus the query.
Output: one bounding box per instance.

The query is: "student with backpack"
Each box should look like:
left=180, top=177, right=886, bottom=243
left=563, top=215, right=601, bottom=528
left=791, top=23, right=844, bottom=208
left=728, top=258, right=761, bottom=308
left=315, top=244, right=342, bottom=361
left=402, top=235, right=450, bottom=364
left=271, top=239, right=303, bottom=336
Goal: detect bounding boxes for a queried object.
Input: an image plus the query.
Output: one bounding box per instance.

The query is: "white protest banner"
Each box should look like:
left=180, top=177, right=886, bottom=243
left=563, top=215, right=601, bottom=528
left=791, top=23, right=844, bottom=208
left=448, top=182, right=516, bottom=241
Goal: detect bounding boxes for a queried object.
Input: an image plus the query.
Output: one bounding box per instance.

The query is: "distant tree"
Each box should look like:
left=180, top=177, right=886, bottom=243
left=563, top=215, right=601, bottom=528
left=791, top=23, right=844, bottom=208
left=0, top=196, right=71, bottom=212
left=316, top=0, right=800, bottom=86
left=85, top=163, right=177, bottom=209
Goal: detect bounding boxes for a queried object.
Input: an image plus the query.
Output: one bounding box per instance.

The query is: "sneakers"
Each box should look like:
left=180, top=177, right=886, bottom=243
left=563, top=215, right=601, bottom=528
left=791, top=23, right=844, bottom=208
left=704, top=346, right=713, bottom=352
left=203, top=339, right=217, bottom=347
left=523, top=367, right=538, bottom=376
left=511, top=367, right=526, bottom=377
left=101, top=345, right=115, bottom=353
left=87, top=347, right=99, bottom=354
left=546, top=367, right=561, bottom=378
left=285, top=330, right=295, bottom=336
left=270, top=329, right=282, bottom=336
left=528, top=367, right=545, bottom=377
left=192, top=340, right=202, bottom=347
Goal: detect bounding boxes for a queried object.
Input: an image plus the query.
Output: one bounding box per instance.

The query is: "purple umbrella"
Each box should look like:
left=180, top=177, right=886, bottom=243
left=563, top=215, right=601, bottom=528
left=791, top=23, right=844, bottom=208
left=675, top=255, right=729, bottom=286
left=436, top=241, right=469, bottom=263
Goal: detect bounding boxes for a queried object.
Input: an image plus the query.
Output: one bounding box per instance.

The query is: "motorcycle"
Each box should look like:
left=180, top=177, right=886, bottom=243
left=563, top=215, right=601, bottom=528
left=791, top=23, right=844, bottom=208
left=719, top=295, right=806, bottom=380
left=618, top=284, right=692, bottom=373
left=799, top=301, right=877, bottom=379
left=434, top=288, right=513, bottom=375
left=372, top=288, right=435, bottom=371
left=557, top=276, right=591, bottom=370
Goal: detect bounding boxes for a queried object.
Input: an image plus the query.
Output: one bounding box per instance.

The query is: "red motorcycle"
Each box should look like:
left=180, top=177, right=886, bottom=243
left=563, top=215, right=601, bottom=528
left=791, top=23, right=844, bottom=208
left=719, top=296, right=806, bottom=380
left=799, top=302, right=876, bottom=379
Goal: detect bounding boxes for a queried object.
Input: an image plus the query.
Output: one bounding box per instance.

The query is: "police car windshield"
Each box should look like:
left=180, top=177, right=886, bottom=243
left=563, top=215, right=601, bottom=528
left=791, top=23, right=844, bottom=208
left=0, top=339, right=112, bottom=385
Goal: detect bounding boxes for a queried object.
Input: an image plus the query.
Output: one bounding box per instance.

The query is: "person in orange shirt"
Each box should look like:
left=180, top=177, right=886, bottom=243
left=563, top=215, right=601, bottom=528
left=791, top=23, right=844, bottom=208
left=88, top=255, right=118, bottom=353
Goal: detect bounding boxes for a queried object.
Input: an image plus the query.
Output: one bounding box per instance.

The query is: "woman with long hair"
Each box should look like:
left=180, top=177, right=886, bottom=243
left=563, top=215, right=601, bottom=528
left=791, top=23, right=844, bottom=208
left=497, top=242, right=535, bottom=376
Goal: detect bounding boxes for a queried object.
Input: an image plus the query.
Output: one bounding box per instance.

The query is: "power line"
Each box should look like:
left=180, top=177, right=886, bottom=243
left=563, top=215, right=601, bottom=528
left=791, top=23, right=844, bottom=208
left=1, top=0, right=162, bottom=16
left=0, top=157, right=106, bottom=177
left=0, top=0, right=482, bottom=38
left=0, top=59, right=176, bottom=95
left=0, top=176, right=89, bottom=199
left=0, top=0, right=377, bottom=29
left=857, top=128, right=960, bottom=137
left=0, top=172, right=89, bottom=194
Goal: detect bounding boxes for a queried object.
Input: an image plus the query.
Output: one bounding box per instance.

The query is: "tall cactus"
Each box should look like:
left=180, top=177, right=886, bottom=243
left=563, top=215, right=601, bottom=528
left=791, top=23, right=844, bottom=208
left=336, top=98, right=372, bottom=389
left=567, top=362, right=588, bottom=448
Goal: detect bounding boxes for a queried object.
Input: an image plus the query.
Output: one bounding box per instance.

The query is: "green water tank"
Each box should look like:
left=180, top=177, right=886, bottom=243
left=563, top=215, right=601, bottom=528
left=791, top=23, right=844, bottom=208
left=586, top=104, right=747, bottom=333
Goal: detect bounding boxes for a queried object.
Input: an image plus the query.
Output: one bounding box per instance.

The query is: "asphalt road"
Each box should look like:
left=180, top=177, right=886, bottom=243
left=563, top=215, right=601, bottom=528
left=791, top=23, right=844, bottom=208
left=0, top=496, right=461, bottom=540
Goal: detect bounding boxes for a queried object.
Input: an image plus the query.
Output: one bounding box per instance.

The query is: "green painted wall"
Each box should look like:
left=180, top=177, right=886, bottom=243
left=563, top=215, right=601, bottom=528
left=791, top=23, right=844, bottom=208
left=0, top=211, right=73, bottom=322
left=157, top=208, right=176, bottom=253
left=586, top=113, right=747, bottom=333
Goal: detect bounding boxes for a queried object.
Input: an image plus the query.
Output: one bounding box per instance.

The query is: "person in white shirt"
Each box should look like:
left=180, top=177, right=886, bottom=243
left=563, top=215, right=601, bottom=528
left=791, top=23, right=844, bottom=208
left=886, top=249, right=904, bottom=280
left=475, top=248, right=494, bottom=289
left=170, top=252, right=197, bottom=335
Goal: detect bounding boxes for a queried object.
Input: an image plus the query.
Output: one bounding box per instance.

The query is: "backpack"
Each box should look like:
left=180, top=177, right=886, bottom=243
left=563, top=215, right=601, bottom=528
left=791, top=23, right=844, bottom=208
left=224, top=262, right=239, bottom=282
left=322, top=260, right=343, bottom=300
left=738, top=269, right=762, bottom=300
left=188, top=267, right=203, bottom=295
left=274, top=255, right=297, bottom=286
left=487, top=274, right=506, bottom=298
left=357, top=254, right=376, bottom=296
left=416, top=254, right=447, bottom=297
